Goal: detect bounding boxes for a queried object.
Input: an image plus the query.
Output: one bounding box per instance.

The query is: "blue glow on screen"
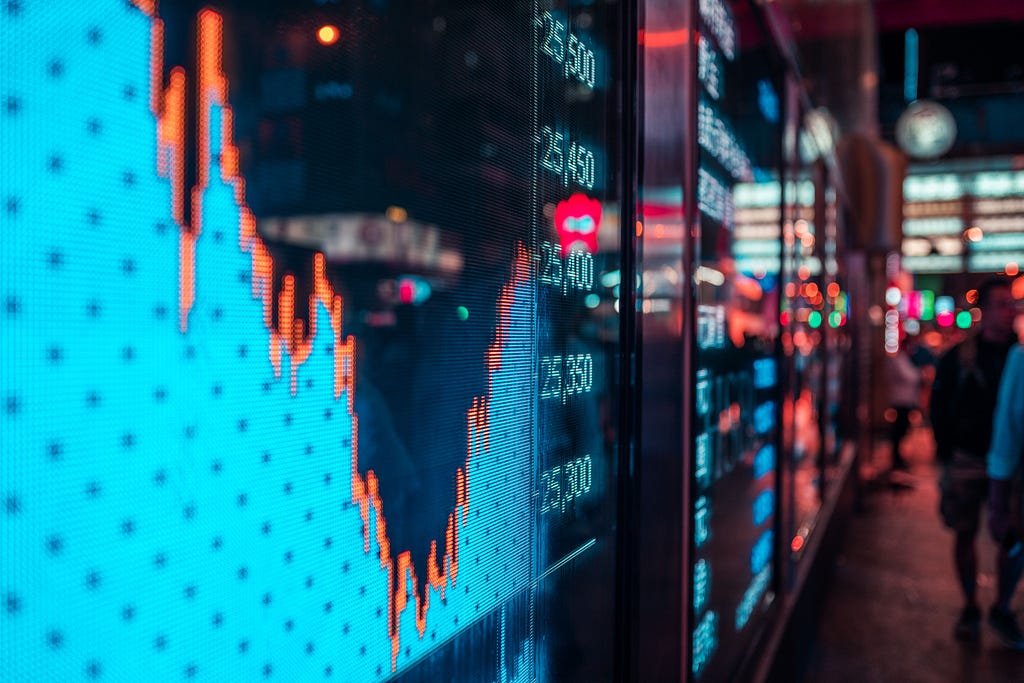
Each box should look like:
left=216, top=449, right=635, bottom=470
left=753, top=358, right=776, bottom=389
left=693, top=559, right=710, bottom=614
left=691, top=610, right=718, bottom=677
left=695, top=496, right=711, bottom=548
left=1, top=3, right=536, bottom=680
left=753, top=445, right=775, bottom=479
left=750, top=530, right=773, bottom=575
left=756, top=79, right=779, bottom=124
left=734, top=566, right=770, bottom=631
left=752, top=490, right=774, bottom=527
left=754, top=401, right=776, bottom=435
left=695, top=432, right=711, bottom=489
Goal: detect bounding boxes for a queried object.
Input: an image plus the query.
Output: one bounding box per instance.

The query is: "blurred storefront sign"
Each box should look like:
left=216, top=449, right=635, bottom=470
left=259, top=213, right=464, bottom=273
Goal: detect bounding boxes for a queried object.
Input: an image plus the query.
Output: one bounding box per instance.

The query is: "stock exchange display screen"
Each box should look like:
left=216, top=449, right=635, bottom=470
left=1, top=1, right=622, bottom=681
left=690, top=0, right=781, bottom=679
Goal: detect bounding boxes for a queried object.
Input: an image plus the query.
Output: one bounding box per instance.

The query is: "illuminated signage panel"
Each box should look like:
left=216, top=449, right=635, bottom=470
left=690, top=2, right=781, bottom=680
left=0, top=2, right=625, bottom=681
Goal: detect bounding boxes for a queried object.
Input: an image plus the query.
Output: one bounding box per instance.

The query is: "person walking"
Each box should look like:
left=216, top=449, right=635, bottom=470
left=887, top=340, right=922, bottom=471
left=930, top=278, right=1019, bottom=643
left=987, top=341, right=1024, bottom=649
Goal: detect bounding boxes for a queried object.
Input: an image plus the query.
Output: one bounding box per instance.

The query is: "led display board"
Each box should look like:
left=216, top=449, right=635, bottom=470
left=1, top=1, right=624, bottom=680
left=690, top=0, right=781, bottom=679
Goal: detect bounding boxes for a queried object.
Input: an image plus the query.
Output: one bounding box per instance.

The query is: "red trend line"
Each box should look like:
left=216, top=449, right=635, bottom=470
left=149, top=8, right=527, bottom=670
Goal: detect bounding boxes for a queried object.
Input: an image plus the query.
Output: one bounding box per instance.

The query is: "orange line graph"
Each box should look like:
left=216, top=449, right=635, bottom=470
left=151, top=8, right=525, bottom=670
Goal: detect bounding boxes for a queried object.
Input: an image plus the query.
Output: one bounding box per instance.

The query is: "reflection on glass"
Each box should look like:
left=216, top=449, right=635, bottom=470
left=633, top=0, right=691, bottom=678
left=783, top=164, right=824, bottom=559
left=0, top=1, right=622, bottom=680
left=690, top=0, right=782, bottom=679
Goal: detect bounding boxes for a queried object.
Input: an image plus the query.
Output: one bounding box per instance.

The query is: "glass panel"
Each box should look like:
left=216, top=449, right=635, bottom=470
left=779, top=120, right=826, bottom=567
left=821, top=180, right=851, bottom=481
left=633, top=0, right=691, bottom=678
left=0, top=1, right=623, bottom=680
left=690, top=1, right=783, bottom=680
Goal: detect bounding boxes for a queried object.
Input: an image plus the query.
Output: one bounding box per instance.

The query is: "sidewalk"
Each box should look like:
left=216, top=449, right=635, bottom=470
left=803, top=427, right=1024, bottom=683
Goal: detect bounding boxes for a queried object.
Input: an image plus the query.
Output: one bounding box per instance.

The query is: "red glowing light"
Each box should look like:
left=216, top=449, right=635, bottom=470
left=398, top=278, right=416, bottom=304
left=640, top=28, right=689, bottom=48
left=554, top=193, right=601, bottom=255
left=905, top=291, right=922, bottom=319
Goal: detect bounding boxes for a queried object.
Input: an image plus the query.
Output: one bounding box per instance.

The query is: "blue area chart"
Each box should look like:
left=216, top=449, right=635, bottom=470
left=1, top=3, right=534, bottom=681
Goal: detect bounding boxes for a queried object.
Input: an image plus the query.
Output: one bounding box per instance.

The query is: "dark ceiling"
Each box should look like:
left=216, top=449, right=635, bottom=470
left=771, top=0, right=1024, bottom=159
left=874, top=1, right=1024, bottom=158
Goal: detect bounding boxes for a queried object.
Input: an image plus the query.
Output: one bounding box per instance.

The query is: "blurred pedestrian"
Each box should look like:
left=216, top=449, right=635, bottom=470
left=905, top=330, right=937, bottom=369
left=987, top=342, right=1024, bottom=650
left=931, top=278, right=1019, bottom=643
left=887, top=339, right=921, bottom=471
left=905, top=331, right=937, bottom=416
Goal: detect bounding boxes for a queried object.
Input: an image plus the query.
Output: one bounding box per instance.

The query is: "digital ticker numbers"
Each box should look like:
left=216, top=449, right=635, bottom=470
left=539, top=241, right=595, bottom=294
left=531, top=0, right=605, bottom=577
left=539, top=455, right=594, bottom=516
left=539, top=126, right=597, bottom=190
left=540, top=353, right=594, bottom=403
left=536, top=10, right=597, bottom=88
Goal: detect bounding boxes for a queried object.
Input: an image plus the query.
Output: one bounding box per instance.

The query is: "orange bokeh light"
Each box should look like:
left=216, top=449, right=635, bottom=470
left=317, top=24, right=340, bottom=45
left=1006, top=262, right=1019, bottom=277
left=827, top=282, right=840, bottom=299
left=1013, top=275, right=1024, bottom=300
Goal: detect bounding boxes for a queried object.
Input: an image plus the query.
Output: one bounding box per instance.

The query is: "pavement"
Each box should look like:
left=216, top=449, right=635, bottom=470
left=803, top=427, right=1024, bottom=683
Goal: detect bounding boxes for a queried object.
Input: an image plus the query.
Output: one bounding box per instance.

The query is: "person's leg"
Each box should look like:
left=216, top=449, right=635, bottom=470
left=952, top=529, right=982, bottom=640
left=889, top=408, right=901, bottom=467
left=989, top=539, right=1024, bottom=647
left=946, top=474, right=983, bottom=640
left=891, top=407, right=910, bottom=469
left=986, top=479, right=1024, bottom=648
left=954, top=529, right=978, bottom=604
left=995, top=537, right=1024, bottom=612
